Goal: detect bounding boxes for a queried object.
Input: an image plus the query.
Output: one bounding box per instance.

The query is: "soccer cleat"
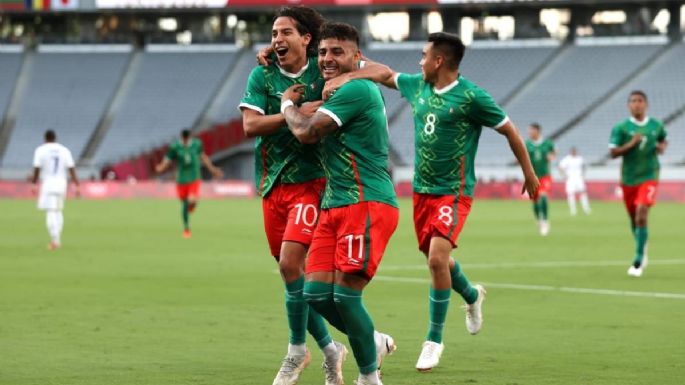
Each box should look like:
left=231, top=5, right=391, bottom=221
left=182, top=230, right=192, bottom=239
left=375, top=332, right=397, bottom=375
left=539, top=220, right=550, bottom=236
left=415, top=340, right=444, bottom=372
left=323, top=341, right=348, bottom=385
left=627, top=265, right=643, bottom=278
left=353, top=373, right=383, bottom=385
left=272, top=350, right=311, bottom=385
left=47, top=241, right=60, bottom=250
left=465, top=284, right=486, bottom=335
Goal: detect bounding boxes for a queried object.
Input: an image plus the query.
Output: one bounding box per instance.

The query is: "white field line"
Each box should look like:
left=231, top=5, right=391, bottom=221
left=379, top=259, right=685, bottom=271
left=373, top=275, right=685, bottom=300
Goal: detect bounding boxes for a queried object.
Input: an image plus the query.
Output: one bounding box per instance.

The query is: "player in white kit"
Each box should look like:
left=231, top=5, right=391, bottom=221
left=31, top=130, right=80, bottom=250
left=558, top=147, right=590, bottom=216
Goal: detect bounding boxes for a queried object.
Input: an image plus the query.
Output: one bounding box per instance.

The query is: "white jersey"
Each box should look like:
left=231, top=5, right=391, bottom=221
left=33, top=142, right=75, bottom=194
left=559, top=155, right=585, bottom=181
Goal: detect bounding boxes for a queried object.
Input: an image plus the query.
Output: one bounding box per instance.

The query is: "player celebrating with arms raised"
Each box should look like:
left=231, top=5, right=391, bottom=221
left=322, top=32, right=538, bottom=372
left=155, top=128, right=223, bottom=238
left=609, top=90, right=667, bottom=278
left=525, top=123, right=555, bottom=235
left=32, top=129, right=80, bottom=250
left=281, top=22, right=399, bottom=385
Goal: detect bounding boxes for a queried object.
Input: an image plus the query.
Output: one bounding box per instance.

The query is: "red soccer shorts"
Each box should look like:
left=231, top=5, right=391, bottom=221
left=262, top=178, right=326, bottom=259
left=176, top=180, right=201, bottom=200
left=306, top=201, right=399, bottom=280
left=621, top=180, right=658, bottom=216
left=532, top=175, right=552, bottom=200
left=413, top=193, right=473, bottom=254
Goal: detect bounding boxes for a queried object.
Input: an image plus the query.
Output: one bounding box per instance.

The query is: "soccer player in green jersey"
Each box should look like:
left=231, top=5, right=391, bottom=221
left=239, top=7, right=353, bottom=385
left=155, top=128, right=223, bottom=238
left=322, top=32, right=539, bottom=372
left=525, top=123, right=556, bottom=236
left=609, top=90, right=667, bottom=278
left=280, top=22, right=399, bottom=385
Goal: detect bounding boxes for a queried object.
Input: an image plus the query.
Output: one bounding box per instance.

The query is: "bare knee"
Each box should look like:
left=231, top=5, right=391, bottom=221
left=279, top=242, right=306, bottom=282
left=427, top=251, right=450, bottom=276
left=635, top=206, right=649, bottom=227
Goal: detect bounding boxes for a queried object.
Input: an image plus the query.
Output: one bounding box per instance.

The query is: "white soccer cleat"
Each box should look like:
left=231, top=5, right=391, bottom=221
left=465, top=284, right=486, bottom=335
left=539, top=220, right=550, bottom=236
left=375, top=331, right=397, bottom=375
left=272, top=350, right=311, bottom=385
left=415, top=340, right=444, bottom=372
left=323, top=341, right=348, bottom=385
left=354, top=373, right=383, bottom=385
left=627, top=265, right=643, bottom=278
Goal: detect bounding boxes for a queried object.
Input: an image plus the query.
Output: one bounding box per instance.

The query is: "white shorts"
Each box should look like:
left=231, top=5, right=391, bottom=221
left=565, top=179, right=586, bottom=195
left=38, top=192, right=65, bottom=211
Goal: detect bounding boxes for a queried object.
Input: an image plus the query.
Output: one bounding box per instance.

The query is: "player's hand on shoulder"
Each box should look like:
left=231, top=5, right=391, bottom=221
left=256, top=46, right=273, bottom=66
left=323, top=73, right=351, bottom=101
left=281, top=84, right=306, bottom=104
left=300, top=101, right=323, bottom=117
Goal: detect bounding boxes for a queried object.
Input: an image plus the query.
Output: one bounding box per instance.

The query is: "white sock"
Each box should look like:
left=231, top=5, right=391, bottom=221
left=46, top=210, right=62, bottom=244
left=288, top=343, right=306, bottom=356
left=322, top=341, right=338, bottom=358
left=580, top=193, right=591, bottom=214
left=567, top=194, right=577, bottom=216
left=359, top=371, right=380, bottom=384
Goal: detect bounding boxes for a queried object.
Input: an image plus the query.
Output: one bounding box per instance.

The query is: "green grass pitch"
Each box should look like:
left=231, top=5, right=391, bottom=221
left=1, top=198, right=684, bottom=385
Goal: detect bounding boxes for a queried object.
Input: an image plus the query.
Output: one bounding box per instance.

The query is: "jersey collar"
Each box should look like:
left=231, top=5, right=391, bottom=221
left=433, top=77, right=460, bottom=95
left=532, top=137, right=544, bottom=145
left=278, top=60, right=309, bottom=78
left=629, top=116, right=650, bottom=126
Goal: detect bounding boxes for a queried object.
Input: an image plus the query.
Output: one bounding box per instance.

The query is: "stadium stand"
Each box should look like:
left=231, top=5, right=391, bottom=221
left=556, top=43, right=685, bottom=164
left=0, top=52, right=22, bottom=124
left=93, top=49, right=237, bottom=164
left=1, top=51, right=130, bottom=167
left=205, top=50, right=255, bottom=125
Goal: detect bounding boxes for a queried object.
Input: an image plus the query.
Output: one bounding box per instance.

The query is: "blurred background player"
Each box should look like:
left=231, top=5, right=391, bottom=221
left=609, top=91, right=667, bottom=278
left=324, top=31, right=538, bottom=372
left=31, top=129, right=80, bottom=250
left=526, top=123, right=555, bottom=236
left=239, top=7, right=349, bottom=385
left=155, top=128, right=223, bottom=238
left=558, top=147, right=591, bottom=216
left=282, top=22, right=399, bottom=385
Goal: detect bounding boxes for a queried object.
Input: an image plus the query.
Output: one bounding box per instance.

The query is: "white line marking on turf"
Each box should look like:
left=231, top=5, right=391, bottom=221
left=380, top=259, right=685, bottom=271
left=373, top=275, right=685, bottom=300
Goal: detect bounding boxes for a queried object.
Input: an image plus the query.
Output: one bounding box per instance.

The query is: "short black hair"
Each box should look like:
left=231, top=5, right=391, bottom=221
left=275, top=6, right=325, bottom=57
left=428, top=32, right=465, bottom=70
left=629, top=90, right=648, bottom=102
left=45, top=129, right=56, bottom=142
left=530, top=122, right=541, bottom=131
left=181, top=129, right=191, bottom=139
left=320, top=22, right=360, bottom=47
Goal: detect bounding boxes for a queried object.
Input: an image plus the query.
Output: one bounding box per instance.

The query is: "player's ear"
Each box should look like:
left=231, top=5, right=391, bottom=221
left=302, top=33, right=312, bottom=47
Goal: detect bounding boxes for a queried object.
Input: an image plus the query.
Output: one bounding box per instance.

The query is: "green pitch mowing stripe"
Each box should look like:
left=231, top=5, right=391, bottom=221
left=0, top=199, right=683, bottom=385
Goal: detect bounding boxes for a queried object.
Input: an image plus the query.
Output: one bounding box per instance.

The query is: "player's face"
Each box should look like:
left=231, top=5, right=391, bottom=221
left=272, top=17, right=311, bottom=69
left=318, top=38, right=361, bottom=81
left=528, top=126, right=540, bottom=140
left=420, top=43, right=439, bottom=84
left=628, top=94, right=647, bottom=118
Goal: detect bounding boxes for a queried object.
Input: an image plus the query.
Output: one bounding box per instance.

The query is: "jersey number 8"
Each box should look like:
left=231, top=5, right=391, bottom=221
left=424, top=113, right=437, bottom=135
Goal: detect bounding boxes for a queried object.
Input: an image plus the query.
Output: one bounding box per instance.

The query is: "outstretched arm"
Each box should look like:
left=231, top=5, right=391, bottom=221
left=281, top=84, right=338, bottom=144
left=323, top=60, right=397, bottom=100
left=496, top=121, right=539, bottom=198
left=200, top=153, right=224, bottom=179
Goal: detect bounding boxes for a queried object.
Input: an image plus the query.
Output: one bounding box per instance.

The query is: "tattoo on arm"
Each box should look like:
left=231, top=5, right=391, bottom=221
left=284, top=107, right=338, bottom=143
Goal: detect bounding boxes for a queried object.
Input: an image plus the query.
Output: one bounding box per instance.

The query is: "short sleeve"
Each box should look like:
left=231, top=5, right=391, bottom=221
left=548, top=140, right=556, bottom=153
left=469, top=88, right=508, bottom=129
left=609, top=123, right=624, bottom=148
left=318, top=80, right=369, bottom=127
left=238, top=67, right=268, bottom=115
left=64, top=149, right=75, bottom=168
left=32, top=148, right=41, bottom=168
left=559, top=156, right=568, bottom=170
left=395, top=73, right=423, bottom=102
left=657, top=122, right=667, bottom=142
left=165, top=145, right=176, bottom=161
left=196, top=139, right=204, bottom=155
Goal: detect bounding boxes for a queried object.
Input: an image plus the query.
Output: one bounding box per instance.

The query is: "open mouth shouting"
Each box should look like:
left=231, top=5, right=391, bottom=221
left=274, top=46, right=289, bottom=63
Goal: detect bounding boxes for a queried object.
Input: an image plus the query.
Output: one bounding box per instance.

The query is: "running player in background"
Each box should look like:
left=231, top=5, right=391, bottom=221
left=31, top=129, right=80, bottom=250
left=609, top=90, right=667, bottom=278
left=155, top=128, right=223, bottom=238
left=558, top=147, right=591, bottom=216
left=321, top=32, right=538, bottom=372
left=525, top=123, right=555, bottom=236
left=281, top=22, right=399, bottom=385
left=239, top=7, right=349, bottom=385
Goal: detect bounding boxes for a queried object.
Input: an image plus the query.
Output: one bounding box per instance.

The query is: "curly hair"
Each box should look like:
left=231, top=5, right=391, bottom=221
left=275, top=6, right=325, bottom=57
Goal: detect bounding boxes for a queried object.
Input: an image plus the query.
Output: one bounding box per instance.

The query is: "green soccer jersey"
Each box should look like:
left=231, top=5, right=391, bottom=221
left=317, top=79, right=398, bottom=209
left=165, top=138, right=203, bottom=184
left=526, top=138, right=555, bottom=178
left=239, top=57, right=325, bottom=197
left=609, top=117, right=667, bottom=186
left=396, top=73, right=508, bottom=197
